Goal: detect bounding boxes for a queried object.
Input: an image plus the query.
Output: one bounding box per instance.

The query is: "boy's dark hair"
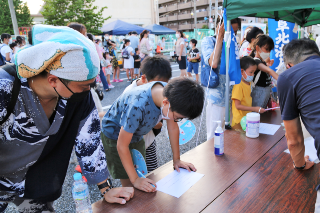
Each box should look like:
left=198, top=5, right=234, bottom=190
left=131, top=31, right=137, bottom=35
left=249, top=34, right=275, bottom=57
left=246, top=27, right=264, bottom=43
left=163, top=77, right=204, bottom=120
left=140, top=55, right=172, bottom=81
left=190, top=39, right=197, bottom=46
left=135, top=48, right=139, bottom=52
left=87, top=33, right=94, bottom=41
left=240, top=56, right=257, bottom=70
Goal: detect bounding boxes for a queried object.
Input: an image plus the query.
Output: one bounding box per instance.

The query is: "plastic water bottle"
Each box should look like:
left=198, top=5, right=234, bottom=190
left=214, top=121, right=224, bottom=156
left=72, top=173, right=92, bottom=213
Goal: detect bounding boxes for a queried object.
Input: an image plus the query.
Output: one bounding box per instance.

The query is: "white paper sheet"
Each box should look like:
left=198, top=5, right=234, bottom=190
left=259, top=123, right=281, bottom=135
left=284, top=137, right=319, bottom=163
left=156, top=168, right=204, bottom=198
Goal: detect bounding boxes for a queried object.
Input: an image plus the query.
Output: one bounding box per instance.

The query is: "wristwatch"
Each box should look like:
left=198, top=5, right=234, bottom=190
left=294, top=161, right=306, bottom=170
left=98, top=179, right=113, bottom=197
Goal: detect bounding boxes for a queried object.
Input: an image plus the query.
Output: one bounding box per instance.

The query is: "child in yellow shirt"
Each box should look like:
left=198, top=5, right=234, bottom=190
left=232, top=56, right=266, bottom=126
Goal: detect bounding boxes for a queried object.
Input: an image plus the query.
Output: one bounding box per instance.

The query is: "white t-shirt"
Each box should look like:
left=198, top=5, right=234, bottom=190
left=1, top=44, right=12, bottom=60
left=123, top=46, right=134, bottom=69
left=123, top=79, right=159, bottom=148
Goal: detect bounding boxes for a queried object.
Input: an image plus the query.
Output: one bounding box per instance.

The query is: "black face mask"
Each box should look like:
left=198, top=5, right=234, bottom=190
left=54, top=78, right=92, bottom=103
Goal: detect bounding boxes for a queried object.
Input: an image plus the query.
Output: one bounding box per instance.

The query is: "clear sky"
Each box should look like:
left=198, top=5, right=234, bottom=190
left=23, top=0, right=43, bottom=14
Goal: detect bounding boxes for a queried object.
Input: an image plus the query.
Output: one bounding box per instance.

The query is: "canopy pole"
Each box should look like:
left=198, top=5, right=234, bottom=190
left=225, top=20, right=231, bottom=129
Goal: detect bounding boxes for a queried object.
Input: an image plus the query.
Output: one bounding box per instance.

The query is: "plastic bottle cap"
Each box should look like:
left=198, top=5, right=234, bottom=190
left=73, top=173, right=82, bottom=181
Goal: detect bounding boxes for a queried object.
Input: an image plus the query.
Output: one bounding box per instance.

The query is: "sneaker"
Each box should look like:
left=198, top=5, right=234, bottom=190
left=108, top=84, right=115, bottom=88
left=112, top=79, right=117, bottom=83
left=118, top=79, right=123, bottom=82
left=127, top=79, right=131, bottom=82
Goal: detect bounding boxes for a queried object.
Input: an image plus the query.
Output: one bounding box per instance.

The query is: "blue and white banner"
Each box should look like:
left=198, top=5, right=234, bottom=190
left=220, top=8, right=241, bottom=85
left=268, top=19, right=298, bottom=71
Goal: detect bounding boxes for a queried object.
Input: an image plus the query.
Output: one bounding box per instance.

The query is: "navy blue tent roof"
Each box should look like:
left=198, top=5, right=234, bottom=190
left=144, top=24, right=176, bottom=35
left=101, top=20, right=148, bottom=35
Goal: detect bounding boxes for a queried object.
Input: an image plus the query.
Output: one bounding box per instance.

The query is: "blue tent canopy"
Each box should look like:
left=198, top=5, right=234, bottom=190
left=144, top=24, right=176, bottom=35
left=101, top=20, right=148, bottom=35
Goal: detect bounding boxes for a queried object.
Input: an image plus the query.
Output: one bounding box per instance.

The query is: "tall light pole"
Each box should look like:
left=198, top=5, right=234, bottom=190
left=215, top=0, right=218, bottom=31
left=8, top=0, right=19, bottom=35
left=193, top=0, right=197, bottom=36
left=209, top=0, right=212, bottom=30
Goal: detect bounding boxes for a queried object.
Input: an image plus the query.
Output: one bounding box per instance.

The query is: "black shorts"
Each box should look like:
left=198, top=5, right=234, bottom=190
left=177, top=56, right=187, bottom=69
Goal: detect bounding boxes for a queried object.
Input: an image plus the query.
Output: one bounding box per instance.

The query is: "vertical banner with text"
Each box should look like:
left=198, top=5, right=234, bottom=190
left=268, top=19, right=298, bottom=71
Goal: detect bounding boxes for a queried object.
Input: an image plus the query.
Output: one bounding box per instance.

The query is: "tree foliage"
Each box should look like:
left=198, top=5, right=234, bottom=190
left=41, top=0, right=110, bottom=35
left=0, top=0, right=33, bottom=35
left=202, top=24, right=209, bottom=29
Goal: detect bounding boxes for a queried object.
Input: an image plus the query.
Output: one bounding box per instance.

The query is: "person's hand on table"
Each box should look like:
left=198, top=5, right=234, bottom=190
left=133, top=177, right=157, bottom=192
left=104, top=187, right=134, bottom=204
left=173, top=159, right=196, bottom=172
left=178, top=56, right=181, bottom=61
left=292, top=155, right=314, bottom=170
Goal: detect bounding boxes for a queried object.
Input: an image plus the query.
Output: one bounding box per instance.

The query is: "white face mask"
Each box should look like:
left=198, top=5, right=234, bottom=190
left=176, top=34, right=180, bottom=38
left=8, top=38, right=12, bottom=44
left=160, top=102, right=170, bottom=120
left=242, top=71, right=254, bottom=82
left=260, top=50, right=270, bottom=61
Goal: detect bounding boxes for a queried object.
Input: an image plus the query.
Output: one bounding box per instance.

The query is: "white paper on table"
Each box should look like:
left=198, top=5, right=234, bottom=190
left=259, top=123, right=281, bottom=135
left=284, top=137, right=319, bottom=163
left=156, top=168, right=204, bottom=198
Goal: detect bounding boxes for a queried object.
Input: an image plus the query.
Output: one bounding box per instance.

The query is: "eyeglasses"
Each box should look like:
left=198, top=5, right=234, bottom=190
left=172, top=111, right=183, bottom=122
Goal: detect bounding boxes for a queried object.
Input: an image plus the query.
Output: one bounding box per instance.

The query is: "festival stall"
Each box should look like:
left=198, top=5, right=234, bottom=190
left=222, top=0, right=320, bottom=127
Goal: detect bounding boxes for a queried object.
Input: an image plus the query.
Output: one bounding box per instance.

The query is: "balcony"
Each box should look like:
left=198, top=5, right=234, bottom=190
left=178, top=13, right=192, bottom=20
left=178, top=2, right=193, bottom=10
left=159, top=7, right=166, bottom=14
left=179, top=24, right=192, bottom=30
left=167, top=4, right=178, bottom=12
left=193, top=0, right=209, bottom=6
left=192, top=23, right=208, bottom=29
left=168, top=25, right=178, bottom=31
left=168, top=15, right=178, bottom=21
left=159, top=16, right=168, bottom=23
left=158, top=0, right=175, bottom=4
left=197, top=10, right=208, bottom=17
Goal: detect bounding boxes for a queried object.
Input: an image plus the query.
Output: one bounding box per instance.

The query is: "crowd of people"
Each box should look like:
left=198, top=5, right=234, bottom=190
left=1, top=14, right=320, bottom=212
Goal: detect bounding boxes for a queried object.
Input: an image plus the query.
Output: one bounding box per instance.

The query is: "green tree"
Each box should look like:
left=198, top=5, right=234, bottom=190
left=0, top=0, right=33, bottom=35
left=202, top=24, right=209, bottom=29
left=41, top=0, right=110, bottom=35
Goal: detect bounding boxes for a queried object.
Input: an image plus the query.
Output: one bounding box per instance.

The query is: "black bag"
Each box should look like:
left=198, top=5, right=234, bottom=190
left=0, top=64, right=21, bottom=126
left=95, top=87, right=104, bottom=101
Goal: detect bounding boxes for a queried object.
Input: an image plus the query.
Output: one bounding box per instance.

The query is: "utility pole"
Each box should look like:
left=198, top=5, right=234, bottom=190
left=193, top=0, right=197, bottom=36
left=209, top=0, right=212, bottom=30
left=8, top=0, right=19, bottom=35
left=155, top=0, right=159, bottom=25
left=215, top=0, right=218, bottom=31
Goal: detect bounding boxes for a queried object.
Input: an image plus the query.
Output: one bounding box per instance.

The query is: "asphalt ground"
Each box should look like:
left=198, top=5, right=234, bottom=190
left=5, top=62, right=208, bottom=213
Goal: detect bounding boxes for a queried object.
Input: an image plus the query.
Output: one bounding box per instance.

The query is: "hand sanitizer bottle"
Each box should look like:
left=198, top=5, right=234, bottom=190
left=214, top=121, right=224, bottom=156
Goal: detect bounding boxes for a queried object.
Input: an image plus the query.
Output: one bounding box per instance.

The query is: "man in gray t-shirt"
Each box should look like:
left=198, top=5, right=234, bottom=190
left=128, top=31, right=139, bottom=49
left=278, top=38, right=320, bottom=210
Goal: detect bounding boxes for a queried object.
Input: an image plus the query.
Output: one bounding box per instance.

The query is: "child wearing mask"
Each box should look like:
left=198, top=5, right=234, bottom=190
left=101, top=57, right=205, bottom=192
left=187, top=39, right=200, bottom=83
left=249, top=35, right=279, bottom=108
left=231, top=56, right=266, bottom=126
